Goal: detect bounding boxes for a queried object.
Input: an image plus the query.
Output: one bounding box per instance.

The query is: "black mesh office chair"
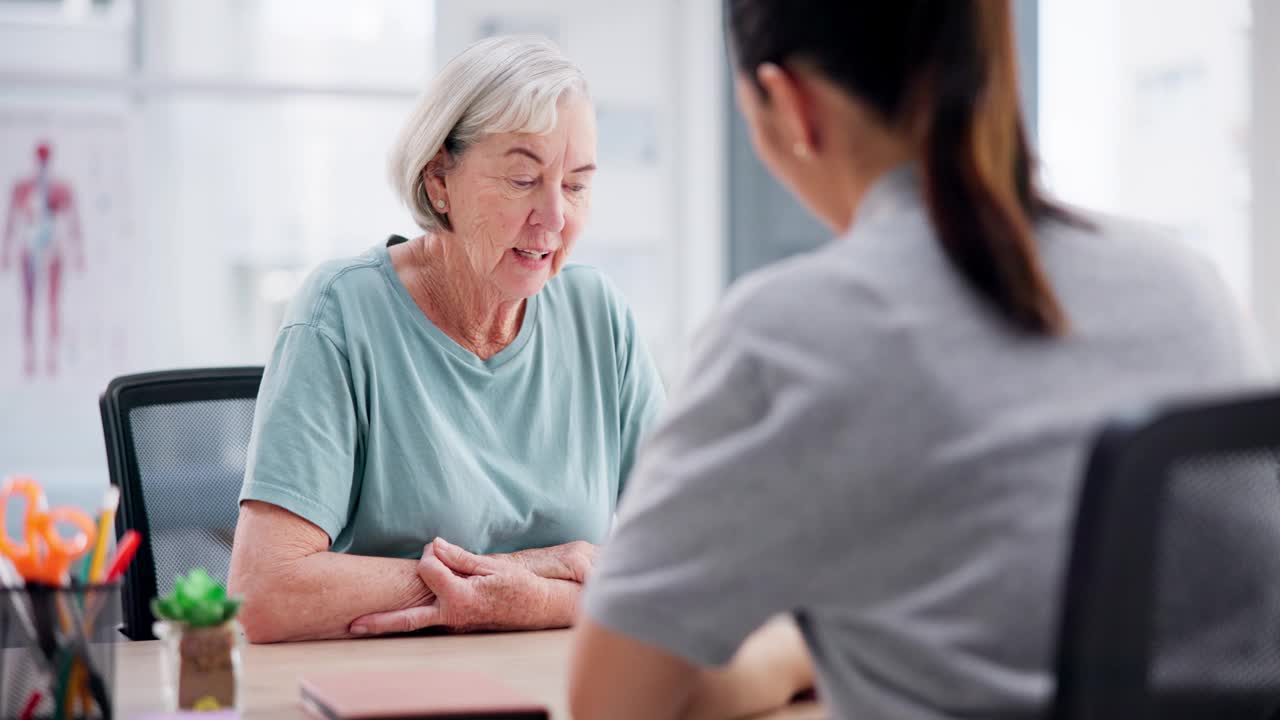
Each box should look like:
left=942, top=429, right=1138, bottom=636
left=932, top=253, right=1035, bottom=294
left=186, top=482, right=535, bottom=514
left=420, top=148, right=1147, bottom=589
left=1053, top=389, right=1280, bottom=719
left=99, top=367, right=263, bottom=640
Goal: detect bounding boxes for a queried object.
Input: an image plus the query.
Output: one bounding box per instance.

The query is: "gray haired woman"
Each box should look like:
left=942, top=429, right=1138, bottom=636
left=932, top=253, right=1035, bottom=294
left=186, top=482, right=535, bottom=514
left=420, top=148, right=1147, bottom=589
left=228, top=36, right=665, bottom=643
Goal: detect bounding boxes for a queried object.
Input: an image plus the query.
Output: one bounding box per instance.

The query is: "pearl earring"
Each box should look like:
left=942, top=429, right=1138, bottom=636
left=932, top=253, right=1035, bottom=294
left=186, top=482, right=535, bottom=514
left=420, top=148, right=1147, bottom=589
left=793, top=142, right=810, bottom=160
left=436, top=200, right=446, bottom=210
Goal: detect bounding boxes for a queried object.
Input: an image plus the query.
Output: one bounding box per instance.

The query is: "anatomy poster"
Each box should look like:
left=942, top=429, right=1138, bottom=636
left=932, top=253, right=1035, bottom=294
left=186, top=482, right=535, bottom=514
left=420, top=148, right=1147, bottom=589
left=0, top=108, right=136, bottom=388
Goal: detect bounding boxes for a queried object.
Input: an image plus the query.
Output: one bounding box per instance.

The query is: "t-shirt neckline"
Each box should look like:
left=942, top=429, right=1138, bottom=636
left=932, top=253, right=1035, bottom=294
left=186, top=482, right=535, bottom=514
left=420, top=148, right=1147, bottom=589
left=376, top=244, right=539, bottom=372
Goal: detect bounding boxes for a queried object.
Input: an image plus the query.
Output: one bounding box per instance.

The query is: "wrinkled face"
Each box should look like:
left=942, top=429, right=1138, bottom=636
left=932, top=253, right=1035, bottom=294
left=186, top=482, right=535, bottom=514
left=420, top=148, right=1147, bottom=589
left=432, top=95, right=597, bottom=300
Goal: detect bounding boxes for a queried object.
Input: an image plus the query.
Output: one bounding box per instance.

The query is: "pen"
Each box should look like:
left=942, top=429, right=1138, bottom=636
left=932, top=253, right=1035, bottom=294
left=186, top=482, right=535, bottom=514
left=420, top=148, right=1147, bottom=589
left=17, top=690, right=41, bottom=720
left=104, top=530, right=141, bottom=582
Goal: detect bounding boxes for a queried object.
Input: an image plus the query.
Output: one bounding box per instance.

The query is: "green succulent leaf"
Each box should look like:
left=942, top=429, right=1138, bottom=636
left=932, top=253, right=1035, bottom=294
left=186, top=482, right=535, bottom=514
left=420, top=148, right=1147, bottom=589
left=220, top=598, right=242, bottom=624
left=153, top=568, right=242, bottom=627
left=151, top=596, right=179, bottom=621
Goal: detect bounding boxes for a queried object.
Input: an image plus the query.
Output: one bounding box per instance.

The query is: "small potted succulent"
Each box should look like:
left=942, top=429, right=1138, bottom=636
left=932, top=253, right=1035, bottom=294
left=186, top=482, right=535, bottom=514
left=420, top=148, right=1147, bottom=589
left=151, top=568, right=243, bottom=711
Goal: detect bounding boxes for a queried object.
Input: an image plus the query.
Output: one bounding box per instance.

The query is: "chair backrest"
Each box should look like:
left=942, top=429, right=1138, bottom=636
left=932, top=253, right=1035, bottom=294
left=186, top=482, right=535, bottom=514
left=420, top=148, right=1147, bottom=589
left=99, top=367, right=263, bottom=640
left=1053, top=389, right=1280, bottom=720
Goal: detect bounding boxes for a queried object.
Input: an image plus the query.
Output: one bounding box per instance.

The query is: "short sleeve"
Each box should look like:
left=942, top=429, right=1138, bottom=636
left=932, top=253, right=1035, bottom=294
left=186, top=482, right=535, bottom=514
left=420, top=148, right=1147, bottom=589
left=240, top=323, right=359, bottom=543
left=616, top=307, right=666, bottom=495
left=585, top=295, right=856, bottom=666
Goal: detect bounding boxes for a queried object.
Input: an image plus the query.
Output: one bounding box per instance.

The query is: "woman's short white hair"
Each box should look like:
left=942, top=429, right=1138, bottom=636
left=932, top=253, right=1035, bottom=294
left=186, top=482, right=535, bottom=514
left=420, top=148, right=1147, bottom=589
left=389, top=36, right=590, bottom=233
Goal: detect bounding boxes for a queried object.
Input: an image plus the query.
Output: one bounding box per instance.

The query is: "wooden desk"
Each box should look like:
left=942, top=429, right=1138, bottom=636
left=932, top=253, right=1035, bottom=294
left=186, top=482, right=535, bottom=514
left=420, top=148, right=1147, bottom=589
left=117, top=630, right=825, bottom=719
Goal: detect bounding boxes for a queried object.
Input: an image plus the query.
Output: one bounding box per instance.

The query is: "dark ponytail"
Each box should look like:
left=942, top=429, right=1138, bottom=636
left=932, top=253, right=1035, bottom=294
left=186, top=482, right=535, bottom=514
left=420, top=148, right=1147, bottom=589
left=726, top=0, right=1086, bottom=335
left=919, top=3, right=1069, bottom=334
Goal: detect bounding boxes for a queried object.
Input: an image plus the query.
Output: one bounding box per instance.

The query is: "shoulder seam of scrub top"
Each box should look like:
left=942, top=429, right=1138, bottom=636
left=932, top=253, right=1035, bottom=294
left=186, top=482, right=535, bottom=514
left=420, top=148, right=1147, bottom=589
left=277, top=321, right=351, bottom=363
left=304, top=256, right=382, bottom=329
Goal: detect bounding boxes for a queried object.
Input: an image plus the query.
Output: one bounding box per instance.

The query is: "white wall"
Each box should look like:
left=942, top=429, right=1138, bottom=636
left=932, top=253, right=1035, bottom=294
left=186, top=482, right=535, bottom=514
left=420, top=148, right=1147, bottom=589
left=672, top=0, right=728, bottom=369
left=0, top=1, right=433, bottom=516
left=1040, top=0, right=1254, bottom=303
left=1252, top=0, right=1280, bottom=364
left=0, top=9, right=145, bottom=513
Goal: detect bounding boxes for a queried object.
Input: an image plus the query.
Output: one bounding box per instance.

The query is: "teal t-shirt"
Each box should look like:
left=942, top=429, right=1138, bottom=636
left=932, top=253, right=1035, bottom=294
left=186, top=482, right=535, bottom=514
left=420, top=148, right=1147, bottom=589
left=239, top=245, right=666, bottom=558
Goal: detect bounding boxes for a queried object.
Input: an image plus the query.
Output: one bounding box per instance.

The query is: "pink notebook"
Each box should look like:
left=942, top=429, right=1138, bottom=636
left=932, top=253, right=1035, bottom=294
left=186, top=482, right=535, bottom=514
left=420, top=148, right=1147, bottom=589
left=299, top=669, right=549, bottom=719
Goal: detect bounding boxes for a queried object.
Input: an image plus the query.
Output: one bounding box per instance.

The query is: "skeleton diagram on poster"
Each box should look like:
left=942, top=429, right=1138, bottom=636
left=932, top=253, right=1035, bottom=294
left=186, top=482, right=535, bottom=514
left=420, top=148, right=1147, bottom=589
left=0, top=109, right=134, bottom=387
left=2, top=141, right=84, bottom=376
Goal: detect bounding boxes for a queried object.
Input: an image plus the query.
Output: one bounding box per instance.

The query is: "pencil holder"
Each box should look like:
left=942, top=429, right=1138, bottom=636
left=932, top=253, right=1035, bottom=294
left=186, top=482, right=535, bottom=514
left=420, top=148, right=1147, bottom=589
left=0, top=583, right=121, bottom=720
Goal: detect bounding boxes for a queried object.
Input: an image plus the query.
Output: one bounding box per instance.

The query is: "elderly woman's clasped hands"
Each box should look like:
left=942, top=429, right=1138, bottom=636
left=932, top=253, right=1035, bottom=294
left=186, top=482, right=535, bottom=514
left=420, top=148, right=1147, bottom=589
left=350, top=538, right=597, bottom=635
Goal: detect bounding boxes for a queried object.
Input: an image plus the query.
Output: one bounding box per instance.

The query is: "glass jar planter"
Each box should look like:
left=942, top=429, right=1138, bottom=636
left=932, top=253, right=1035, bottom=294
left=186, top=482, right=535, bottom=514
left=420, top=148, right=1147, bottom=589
left=154, top=619, right=242, bottom=712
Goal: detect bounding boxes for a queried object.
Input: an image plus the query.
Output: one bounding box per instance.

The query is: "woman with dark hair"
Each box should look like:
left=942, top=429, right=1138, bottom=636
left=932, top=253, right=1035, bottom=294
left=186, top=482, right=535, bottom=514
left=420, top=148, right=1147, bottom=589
left=570, top=1, right=1268, bottom=718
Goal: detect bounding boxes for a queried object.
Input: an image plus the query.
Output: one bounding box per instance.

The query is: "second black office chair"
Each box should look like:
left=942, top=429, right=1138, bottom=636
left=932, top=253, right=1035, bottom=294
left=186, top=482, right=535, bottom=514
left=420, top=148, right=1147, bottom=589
left=100, top=367, right=263, bottom=640
left=1053, top=389, right=1280, bottom=720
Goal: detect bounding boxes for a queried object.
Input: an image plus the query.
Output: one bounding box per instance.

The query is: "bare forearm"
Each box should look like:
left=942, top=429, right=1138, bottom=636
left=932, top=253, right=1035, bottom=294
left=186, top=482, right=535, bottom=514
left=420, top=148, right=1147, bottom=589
left=538, top=577, right=583, bottom=629
left=681, top=616, right=815, bottom=720
left=230, top=550, right=428, bottom=643
left=495, top=540, right=596, bottom=583
left=456, top=575, right=582, bottom=632
left=569, top=619, right=699, bottom=720
left=683, top=667, right=794, bottom=720
left=228, top=502, right=433, bottom=643
left=231, top=551, right=430, bottom=643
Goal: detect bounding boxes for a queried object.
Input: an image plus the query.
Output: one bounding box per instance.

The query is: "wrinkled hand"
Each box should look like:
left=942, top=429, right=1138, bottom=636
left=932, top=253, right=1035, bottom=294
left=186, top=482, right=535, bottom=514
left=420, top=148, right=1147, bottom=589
left=349, top=538, right=566, bottom=636
left=497, top=541, right=597, bottom=584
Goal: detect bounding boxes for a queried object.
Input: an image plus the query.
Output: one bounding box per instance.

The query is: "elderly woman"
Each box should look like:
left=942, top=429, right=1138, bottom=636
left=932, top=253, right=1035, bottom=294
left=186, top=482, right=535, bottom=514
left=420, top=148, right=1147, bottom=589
left=227, top=37, right=665, bottom=644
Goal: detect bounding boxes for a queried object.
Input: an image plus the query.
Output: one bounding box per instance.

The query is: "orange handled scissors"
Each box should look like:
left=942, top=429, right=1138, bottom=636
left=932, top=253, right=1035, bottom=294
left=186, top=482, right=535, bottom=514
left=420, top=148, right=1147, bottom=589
left=0, top=476, right=97, bottom=586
